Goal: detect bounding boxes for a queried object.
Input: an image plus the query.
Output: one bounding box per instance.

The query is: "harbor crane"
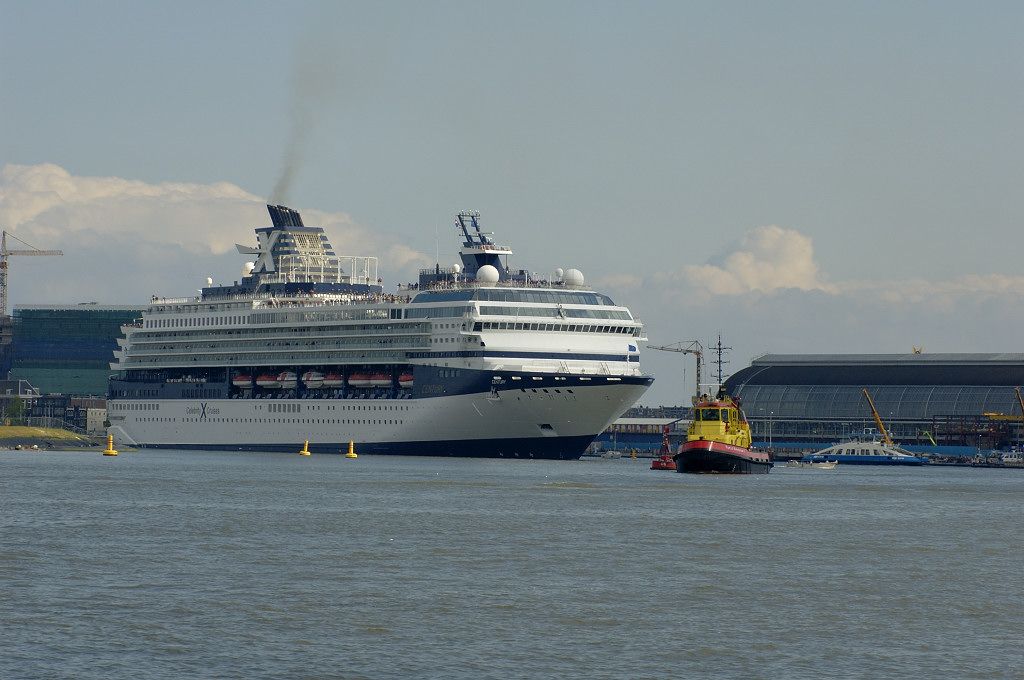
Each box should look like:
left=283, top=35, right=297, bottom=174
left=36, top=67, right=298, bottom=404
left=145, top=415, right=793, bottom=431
left=862, top=388, right=895, bottom=447
left=0, top=231, right=63, bottom=317
left=648, top=340, right=704, bottom=401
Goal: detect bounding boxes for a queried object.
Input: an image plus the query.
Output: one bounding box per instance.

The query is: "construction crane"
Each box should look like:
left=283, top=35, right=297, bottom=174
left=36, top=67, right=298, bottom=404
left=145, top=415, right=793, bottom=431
left=0, top=230, right=63, bottom=317
left=648, top=340, right=704, bottom=401
left=862, top=388, right=894, bottom=447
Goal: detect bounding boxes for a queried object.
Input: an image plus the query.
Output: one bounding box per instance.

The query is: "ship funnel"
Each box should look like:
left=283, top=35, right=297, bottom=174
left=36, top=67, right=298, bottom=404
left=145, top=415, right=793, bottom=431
left=267, top=204, right=305, bottom=228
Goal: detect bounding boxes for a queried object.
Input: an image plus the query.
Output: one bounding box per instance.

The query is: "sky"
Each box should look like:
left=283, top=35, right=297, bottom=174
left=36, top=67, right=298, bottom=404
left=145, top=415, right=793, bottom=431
left=1, top=1, right=1023, bottom=404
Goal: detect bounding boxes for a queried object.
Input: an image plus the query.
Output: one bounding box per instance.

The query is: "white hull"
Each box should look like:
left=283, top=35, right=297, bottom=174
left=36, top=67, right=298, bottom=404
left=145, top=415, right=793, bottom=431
left=108, top=380, right=648, bottom=457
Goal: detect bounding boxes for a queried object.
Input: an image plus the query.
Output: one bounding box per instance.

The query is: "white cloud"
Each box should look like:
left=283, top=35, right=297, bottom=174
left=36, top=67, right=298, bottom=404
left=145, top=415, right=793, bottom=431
left=682, top=225, right=835, bottom=295
left=0, top=163, right=431, bottom=303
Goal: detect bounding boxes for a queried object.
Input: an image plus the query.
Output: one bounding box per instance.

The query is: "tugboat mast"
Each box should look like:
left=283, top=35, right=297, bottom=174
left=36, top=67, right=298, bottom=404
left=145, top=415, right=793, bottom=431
left=710, top=333, right=731, bottom=394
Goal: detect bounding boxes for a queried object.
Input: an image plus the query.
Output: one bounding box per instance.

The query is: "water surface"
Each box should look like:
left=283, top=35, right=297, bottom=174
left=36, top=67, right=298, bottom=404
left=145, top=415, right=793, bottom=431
left=1, top=450, right=1021, bottom=679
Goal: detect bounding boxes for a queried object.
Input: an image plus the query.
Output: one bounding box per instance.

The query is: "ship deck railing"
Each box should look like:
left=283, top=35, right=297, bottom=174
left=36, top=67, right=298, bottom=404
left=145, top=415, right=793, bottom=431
left=399, top=279, right=592, bottom=292
left=150, top=291, right=415, bottom=310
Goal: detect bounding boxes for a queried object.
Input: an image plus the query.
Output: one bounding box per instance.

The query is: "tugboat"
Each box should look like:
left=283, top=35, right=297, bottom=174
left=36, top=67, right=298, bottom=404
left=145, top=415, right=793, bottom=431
left=674, top=392, right=772, bottom=474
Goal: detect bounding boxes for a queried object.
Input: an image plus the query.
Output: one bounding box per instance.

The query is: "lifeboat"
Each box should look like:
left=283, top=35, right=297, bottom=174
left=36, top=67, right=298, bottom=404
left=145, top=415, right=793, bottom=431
left=256, top=373, right=280, bottom=389
left=302, top=371, right=325, bottom=389
left=348, top=372, right=372, bottom=388
left=398, top=372, right=414, bottom=388
left=232, top=374, right=254, bottom=389
left=370, top=372, right=392, bottom=387
left=277, top=371, right=298, bottom=389
left=322, top=373, right=344, bottom=388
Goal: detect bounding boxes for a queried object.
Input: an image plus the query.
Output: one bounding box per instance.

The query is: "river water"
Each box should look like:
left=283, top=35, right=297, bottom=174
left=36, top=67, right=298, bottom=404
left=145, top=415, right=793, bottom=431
left=1, top=450, right=1021, bottom=679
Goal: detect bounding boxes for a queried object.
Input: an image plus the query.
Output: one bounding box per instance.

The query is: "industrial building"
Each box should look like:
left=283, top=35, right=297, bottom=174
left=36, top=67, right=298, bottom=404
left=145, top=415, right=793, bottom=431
left=7, top=304, right=144, bottom=396
left=724, top=353, right=1024, bottom=454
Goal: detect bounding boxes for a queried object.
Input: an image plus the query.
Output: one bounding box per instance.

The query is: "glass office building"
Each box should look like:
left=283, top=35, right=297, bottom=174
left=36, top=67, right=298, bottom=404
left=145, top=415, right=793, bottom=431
left=9, top=305, right=144, bottom=395
left=724, top=354, right=1024, bottom=451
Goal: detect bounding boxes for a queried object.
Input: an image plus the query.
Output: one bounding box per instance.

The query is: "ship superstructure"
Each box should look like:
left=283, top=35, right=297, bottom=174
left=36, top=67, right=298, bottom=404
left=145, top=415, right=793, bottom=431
left=108, top=205, right=652, bottom=458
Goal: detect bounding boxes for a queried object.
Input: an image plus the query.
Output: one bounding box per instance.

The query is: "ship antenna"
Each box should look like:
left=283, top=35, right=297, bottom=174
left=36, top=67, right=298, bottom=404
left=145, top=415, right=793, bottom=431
left=712, top=333, right=731, bottom=395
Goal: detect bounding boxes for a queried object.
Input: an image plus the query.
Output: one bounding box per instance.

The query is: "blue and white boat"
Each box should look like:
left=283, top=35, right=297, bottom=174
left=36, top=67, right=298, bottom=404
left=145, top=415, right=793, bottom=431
left=107, top=205, right=652, bottom=458
left=803, top=440, right=927, bottom=466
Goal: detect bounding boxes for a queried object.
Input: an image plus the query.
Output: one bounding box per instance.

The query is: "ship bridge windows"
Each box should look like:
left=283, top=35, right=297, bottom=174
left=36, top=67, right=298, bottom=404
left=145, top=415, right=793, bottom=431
left=699, top=409, right=723, bottom=421
left=479, top=305, right=631, bottom=320
left=473, top=321, right=640, bottom=336
left=404, top=305, right=471, bottom=319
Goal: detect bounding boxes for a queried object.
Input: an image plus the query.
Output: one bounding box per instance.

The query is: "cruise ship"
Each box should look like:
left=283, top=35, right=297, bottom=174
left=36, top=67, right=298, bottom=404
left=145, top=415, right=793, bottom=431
left=107, top=205, right=653, bottom=458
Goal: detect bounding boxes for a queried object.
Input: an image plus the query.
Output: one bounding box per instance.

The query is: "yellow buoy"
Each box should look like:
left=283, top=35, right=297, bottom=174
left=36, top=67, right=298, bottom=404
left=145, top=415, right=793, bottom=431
left=345, top=440, right=358, bottom=458
left=102, top=434, right=118, bottom=457
left=298, top=440, right=311, bottom=456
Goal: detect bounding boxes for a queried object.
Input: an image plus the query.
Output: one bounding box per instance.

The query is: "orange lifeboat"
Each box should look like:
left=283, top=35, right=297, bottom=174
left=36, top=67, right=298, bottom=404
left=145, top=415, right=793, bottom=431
left=398, top=372, right=414, bottom=388
left=370, top=372, right=392, bottom=387
left=232, top=374, right=253, bottom=389
left=348, top=372, right=372, bottom=388
left=322, top=373, right=344, bottom=388
left=277, top=371, right=298, bottom=389
left=256, top=373, right=280, bottom=389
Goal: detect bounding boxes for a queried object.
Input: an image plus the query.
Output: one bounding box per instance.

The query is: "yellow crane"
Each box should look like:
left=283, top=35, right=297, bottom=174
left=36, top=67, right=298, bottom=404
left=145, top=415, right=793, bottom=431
left=981, top=387, right=1024, bottom=421
left=648, top=340, right=704, bottom=401
left=1, top=231, right=63, bottom=317
left=862, top=388, right=894, bottom=447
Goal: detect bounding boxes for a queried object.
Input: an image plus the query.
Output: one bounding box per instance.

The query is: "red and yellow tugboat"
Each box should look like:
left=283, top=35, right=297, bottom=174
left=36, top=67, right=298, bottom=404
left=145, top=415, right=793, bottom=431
left=674, top=393, right=772, bottom=474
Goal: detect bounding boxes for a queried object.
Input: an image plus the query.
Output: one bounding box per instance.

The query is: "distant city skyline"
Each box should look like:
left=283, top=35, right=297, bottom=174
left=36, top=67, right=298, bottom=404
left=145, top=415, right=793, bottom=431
left=2, top=1, right=1023, bottom=404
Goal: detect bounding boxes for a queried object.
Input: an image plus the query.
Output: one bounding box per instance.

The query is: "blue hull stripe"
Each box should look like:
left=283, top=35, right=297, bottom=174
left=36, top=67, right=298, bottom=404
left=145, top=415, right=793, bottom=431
left=143, top=434, right=598, bottom=460
left=409, top=350, right=636, bottom=361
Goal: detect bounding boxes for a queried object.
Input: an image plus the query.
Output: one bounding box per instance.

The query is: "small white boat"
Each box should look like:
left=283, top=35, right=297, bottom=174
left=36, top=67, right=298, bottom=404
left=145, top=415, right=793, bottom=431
left=277, top=371, right=298, bottom=389
left=1000, top=451, right=1024, bottom=467
left=786, top=460, right=838, bottom=469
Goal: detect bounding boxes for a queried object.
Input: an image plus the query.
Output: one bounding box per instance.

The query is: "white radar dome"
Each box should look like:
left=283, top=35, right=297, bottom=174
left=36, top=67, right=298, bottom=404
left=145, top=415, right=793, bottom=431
left=563, top=268, right=585, bottom=287
left=452, top=263, right=462, bottom=274
left=476, top=264, right=500, bottom=284
left=206, top=277, right=214, bottom=286
left=242, top=262, right=256, bottom=277
left=554, top=268, right=564, bottom=281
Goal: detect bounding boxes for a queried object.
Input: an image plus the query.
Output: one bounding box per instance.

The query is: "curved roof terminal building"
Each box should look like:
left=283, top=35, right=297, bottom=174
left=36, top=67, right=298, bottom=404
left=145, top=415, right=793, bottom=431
left=723, top=353, right=1024, bottom=454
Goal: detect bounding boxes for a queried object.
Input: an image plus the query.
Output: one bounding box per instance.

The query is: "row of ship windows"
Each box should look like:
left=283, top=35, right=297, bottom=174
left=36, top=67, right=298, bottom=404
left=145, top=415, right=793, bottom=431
left=132, top=337, right=427, bottom=354
left=125, top=350, right=413, bottom=367
left=132, top=417, right=405, bottom=425
left=176, top=418, right=404, bottom=425
left=479, top=306, right=632, bottom=320
left=138, top=323, right=429, bottom=341
left=113, top=402, right=413, bottom=413
left=147, top=316, right=250, bottom=329
left=143, top=302, right=630, bottom=329
left=474, top=321, right=640, bottom=336
left=265, top=403, right=412, bottom=412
